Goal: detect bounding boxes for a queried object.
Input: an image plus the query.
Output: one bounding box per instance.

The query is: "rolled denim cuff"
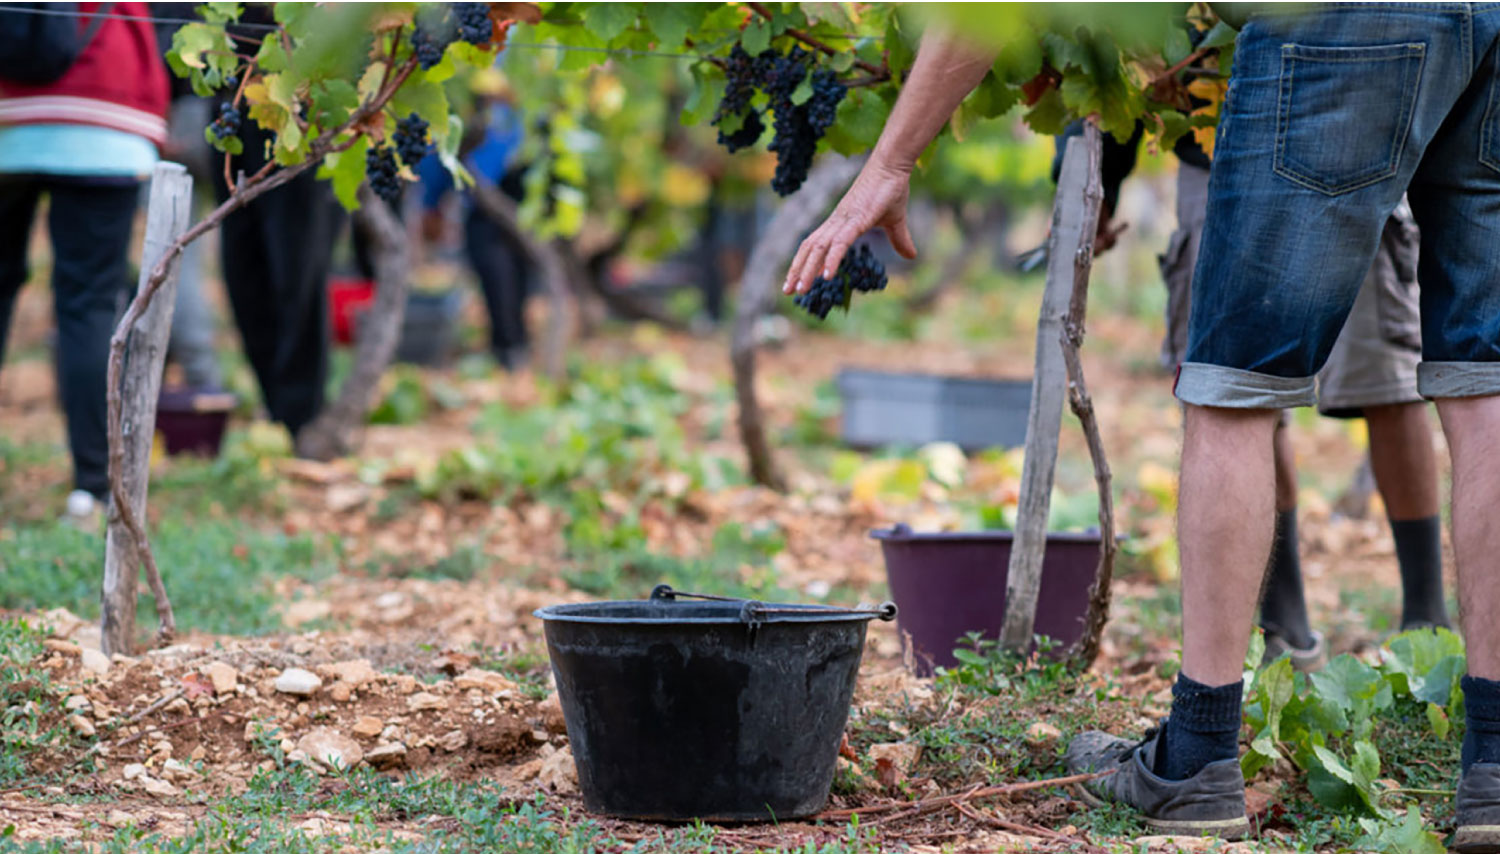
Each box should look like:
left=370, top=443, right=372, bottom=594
left=1418, top=362, right=1500, bottom=399
left=1174, top=362, right=1317, bottom=409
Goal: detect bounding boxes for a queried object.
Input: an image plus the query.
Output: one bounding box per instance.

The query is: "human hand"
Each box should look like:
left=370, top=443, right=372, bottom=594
left=782, top=160, right=917, bottom=295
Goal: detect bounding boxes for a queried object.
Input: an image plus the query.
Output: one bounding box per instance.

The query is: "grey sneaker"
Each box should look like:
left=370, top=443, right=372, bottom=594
left=1454, top=763, right=1500, bottom=853
left=1263, top=630, right=1325, bottom=673
left=1064, top=728, right=1250, bottom=839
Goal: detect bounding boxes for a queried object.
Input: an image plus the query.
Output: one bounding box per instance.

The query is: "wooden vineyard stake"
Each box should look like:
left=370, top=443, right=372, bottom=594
left=102, top=162, right=193, bottom=655
left=999, top=124, right=1109, bottom=655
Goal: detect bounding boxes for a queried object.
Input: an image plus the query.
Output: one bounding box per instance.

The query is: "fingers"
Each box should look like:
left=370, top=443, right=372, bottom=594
left=783, top=232, right=819, bottom=294
left=886, top=216, right=918, bottom=260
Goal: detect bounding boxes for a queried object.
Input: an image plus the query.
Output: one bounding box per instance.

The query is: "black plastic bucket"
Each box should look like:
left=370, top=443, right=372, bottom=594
left=534, top=587, right=896, bottom=822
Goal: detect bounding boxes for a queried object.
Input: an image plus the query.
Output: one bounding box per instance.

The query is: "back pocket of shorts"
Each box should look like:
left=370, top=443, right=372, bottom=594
left=1274, top=42, right=1425, bottom=195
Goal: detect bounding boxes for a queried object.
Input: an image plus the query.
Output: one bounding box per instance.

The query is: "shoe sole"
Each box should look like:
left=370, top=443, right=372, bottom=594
left=1454, top=826, right=1500, bottom=853
left=1071, top=783, right=1251, bottom=840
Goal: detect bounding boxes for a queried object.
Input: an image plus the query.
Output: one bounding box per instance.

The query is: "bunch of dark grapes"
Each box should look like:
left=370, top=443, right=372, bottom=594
left=792, top=244, right=886, bottom=320
left=411, top=26, right=451, bottom=70
left=366, top=144, right=402, bottom=204
left=223, top=73, right=239, bottom=91
left=394, top=113, right=430, bottom=166
left=768, top=66, right=846, bottom=196
left=210, top=101, right=241, bottom=140
left=452, top=2, right=492, bottom=45
left=708, top=44, right=850, bottom=195
left=712, top=45, right=770, bottom=152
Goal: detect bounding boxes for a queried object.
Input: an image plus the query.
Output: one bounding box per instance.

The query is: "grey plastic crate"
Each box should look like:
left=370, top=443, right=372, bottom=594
left=837, top=369, right=1031, bottom=451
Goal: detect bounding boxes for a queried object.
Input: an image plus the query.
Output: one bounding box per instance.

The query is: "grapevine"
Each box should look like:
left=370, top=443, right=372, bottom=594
left=792, top=245, right=886, bottom=320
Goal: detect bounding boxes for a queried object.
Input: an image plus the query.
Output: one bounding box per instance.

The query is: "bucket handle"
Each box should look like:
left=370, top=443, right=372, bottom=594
left=650, top=585, right=897, bottom=622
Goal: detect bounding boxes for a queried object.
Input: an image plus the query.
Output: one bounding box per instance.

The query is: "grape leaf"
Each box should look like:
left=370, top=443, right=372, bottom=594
left=742, top=18, right=771, bottom=55
left=1023, top=86, right=1068, bottom=136
left=317, top=133, right=369, bottom=211
left=1199, top=20, right=1238, bottom=49
left=791, top=76, right=814, bottom=106
left=1163, top=20, right=1192, bottom=65
left=642, top=3, right=706, bottom=49
left=583, top=2, right=637, bottom=42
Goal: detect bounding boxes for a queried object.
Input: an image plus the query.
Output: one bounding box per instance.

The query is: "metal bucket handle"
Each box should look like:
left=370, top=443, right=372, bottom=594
left=649, top=585, right=898, bottom=623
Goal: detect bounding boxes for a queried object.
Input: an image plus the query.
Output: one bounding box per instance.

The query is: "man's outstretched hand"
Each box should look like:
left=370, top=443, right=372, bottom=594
left=783, top=160, right=917, bottom=295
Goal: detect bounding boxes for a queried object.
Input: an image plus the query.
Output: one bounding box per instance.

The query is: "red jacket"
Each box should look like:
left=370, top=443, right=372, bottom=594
left=0, top=2, right=169, bottom=145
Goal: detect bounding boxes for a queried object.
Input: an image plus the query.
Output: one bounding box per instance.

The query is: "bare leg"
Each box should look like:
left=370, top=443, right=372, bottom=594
left=1180, top=405, right=1282, bottom=686
left=1436, top=396, right=1500, bottom=679
left=1366, top=402, right=1440, bottom=520
left=1273, top=422, right=1297, bottom=513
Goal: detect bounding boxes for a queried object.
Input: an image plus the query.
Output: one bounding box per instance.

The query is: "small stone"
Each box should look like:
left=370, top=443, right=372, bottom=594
left=105, top=809, right=135, bottom=826
left=204, top=662, right=239, bottom=695
left=164, top=697, right=191, bottom=716
left=80, top=648, right=110, bottom=677
left=282, top=599, right=332, bottom=628
left=68, top=715, right=96, bottom=737
left=538, top=694, right=567, bottom=734
left=122, top=763, right=147, bottom=781
left=1025, top=721, right=1063, bottom=749
left=407, top=691, right=447, bottom=712
left=243, top=720, right=274, bottom=743
left=298, top=817, right=352, bottom=837
left=328, top=682, right=353, bottom=703
left=374, top=591, right=405, bottom=609
left=327, top=659, right=377, bottom=687
left=438, top=729, right=467, bottom=752
left=44, top=639, right=82, bottom=657
left=190, top=745, right=206, bottom=762
left=868, top=742, right=921, bottom=787
left=162, top=758, right=194, bottom=782
left=274, top=668, right=322, bottom=696
left=141, top=776, right=178, bottom=798
left=296, top=728, right=363, bottom=771
left=64, top=695, right=91, bottom=712
left=537, top=745, right=577, bottom=795
left=365, top=742, right=407, bottom=769
left=453, top=668, right=518, bottom=694
left=351, top=716, right=384, bottom=740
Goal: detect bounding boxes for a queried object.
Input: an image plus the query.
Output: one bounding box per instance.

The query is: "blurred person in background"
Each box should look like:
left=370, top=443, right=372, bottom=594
left=0, top=1, right=169, bottom=525
left=416, top=71, right=535, bottom=372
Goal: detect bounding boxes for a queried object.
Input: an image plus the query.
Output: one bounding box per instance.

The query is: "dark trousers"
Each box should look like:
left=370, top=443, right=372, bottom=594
left=464, top=202, right=531, bottom=361
left=213, top=123, right=344, bottom=436
left=0, top=178, right=139, bottom=498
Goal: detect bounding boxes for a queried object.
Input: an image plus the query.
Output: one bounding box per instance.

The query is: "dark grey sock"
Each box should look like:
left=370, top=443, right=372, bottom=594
left=1463, top=675, right=1500, bottom=773
left=1259, top=510, right=1315, bottom=649
left=1153, top=674, right=1243, bottom=781
left=1391, top=515, right=1449, bottom=630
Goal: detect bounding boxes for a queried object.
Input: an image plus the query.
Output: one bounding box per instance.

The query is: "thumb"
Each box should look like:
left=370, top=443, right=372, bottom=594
left=885, top=217, right=918, bottom=260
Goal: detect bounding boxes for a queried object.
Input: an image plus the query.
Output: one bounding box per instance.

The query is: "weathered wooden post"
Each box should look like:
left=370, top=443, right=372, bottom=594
left=102, top=162, right=192, bottom=655
left=999, top=127, right=1105, bottom=653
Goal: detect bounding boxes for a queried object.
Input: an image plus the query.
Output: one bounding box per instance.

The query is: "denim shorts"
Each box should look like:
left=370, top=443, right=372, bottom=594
left=1177, top=3, right=1500, bottom=408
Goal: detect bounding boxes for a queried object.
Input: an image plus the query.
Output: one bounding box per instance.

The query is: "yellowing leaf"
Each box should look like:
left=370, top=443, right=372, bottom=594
left=919, top=442, right=966, bottom=488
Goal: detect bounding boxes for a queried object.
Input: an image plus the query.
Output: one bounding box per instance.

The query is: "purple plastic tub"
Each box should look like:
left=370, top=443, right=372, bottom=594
left=155, top=389, right=236, bottom=457
left=871, top=525, right=1102, bottom=675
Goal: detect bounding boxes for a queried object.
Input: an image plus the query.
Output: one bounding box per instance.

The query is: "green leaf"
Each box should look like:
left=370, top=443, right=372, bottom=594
left=1200, top=20, right=1239, bottom=49
left=791, top=76, right=814, bottom=106
left=437, top=114, right=473, bottom=189
left=204, top=124, right=243, bottom=156
left=200, top=2, right=241, bottom=25
left=1163, top=21, right=1192, bottom=65
left=389, top=77, right=449, bottom=145
left=316, top=134, right=368, bottom=211
left=1255, top=657, right=1296, bottom=738
left=1023, top=86, right=1068, bottom=136
left=682, top=62, right=724, bottom=126
left=830, top=52, right=855, bottom=73
left=1413, top=654, right=1465, bottom=707
left=255, top=33, right=289, bottom=74
left=1426, top=702, right=1451, bottom=740
left=583, top=3, right=638, bottom=42
left=823, top=89, right=891, bottom=156
left=642, top=3, right=706, bottom=49
left=1244, top=630, right=1266, bottom=675
left=884, top=16, right=914, bottom=76
left=173, top=23, right=218, bottom=70
left=741, top=18, right=772, bottom=55
left=1354, top=807, right=1446, bottom=854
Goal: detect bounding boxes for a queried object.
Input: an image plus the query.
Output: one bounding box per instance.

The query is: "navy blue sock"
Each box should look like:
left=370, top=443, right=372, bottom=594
left=1463, top=675, right=1500, bottom=773
left=1390, top=515, right=1449, bottom=630
left=1154, top=674, right=1243, bottom=781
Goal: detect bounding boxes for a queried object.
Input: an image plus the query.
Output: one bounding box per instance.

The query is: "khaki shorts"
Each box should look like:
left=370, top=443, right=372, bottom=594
left=1160, top=164, right=1422, bottom=418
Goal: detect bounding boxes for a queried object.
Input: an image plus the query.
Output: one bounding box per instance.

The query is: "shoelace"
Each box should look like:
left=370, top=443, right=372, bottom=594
left=1120, top=725, right=1162, bottom=765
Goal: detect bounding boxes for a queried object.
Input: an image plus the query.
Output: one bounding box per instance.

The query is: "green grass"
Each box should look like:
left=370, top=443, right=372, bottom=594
left=0, top=518, right=335, bottom=638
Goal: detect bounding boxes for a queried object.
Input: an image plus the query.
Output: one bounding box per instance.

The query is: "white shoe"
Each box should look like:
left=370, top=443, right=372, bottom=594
left=62, top=490, right=103, bottom=530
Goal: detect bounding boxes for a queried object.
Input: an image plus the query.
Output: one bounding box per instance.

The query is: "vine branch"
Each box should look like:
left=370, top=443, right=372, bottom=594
left=104, top=54, right=419, bottom=649
left=745, top=1, right=888, bottom=80
left=1059, top=119, right=1116, bottom=668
